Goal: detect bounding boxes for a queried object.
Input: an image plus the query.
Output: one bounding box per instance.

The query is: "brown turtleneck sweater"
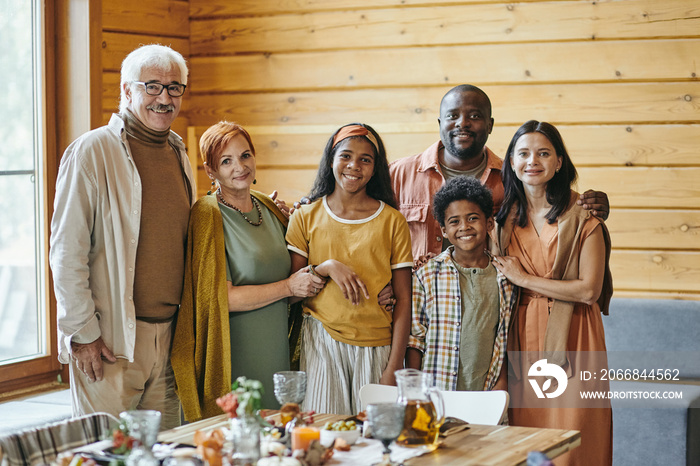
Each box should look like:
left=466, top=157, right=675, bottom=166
left=121, top=109, right=190, bottom=322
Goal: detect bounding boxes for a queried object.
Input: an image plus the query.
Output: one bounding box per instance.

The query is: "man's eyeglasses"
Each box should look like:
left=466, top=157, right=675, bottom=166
left=134, top=81, right=187, bottom=97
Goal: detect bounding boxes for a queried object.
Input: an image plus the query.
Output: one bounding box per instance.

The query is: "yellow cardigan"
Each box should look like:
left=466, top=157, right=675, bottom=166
left=171, top=191, right=288, bottom=422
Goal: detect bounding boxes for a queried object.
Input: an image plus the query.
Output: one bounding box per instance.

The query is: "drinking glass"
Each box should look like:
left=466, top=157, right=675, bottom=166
left=367, top=403, right=406, bottom=466
left=273, top=371, right=307, bottom=425
left=230, top=415, right=261, bottom=465
left=273, top=371, right=307, bottom=406
left=120, top=410, right=161, bottom=466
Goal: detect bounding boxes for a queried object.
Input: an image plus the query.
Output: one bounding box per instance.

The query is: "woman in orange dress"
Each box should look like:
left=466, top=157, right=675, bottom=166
left=492, top=120, right=613, bottom=466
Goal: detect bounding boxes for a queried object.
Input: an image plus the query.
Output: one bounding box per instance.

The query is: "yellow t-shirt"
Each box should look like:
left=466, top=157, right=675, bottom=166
left=286, top=197, right=413, bottom=346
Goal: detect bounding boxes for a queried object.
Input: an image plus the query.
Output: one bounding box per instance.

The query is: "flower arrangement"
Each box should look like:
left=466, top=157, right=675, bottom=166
left=214, top=376, right=334, bottom=466
left=216, top=376, right=264, bottom=418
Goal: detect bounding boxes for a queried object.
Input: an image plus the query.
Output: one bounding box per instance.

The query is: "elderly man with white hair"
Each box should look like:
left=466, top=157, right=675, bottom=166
left=50, top=44, right=194, bottom=427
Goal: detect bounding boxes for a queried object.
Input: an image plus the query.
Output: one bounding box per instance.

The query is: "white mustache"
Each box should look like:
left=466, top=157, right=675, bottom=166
left=146, top=104, right=175, bottom=112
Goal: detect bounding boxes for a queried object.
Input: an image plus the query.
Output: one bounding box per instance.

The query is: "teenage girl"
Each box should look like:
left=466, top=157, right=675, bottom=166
left=286, top=123, right=413, bottom=415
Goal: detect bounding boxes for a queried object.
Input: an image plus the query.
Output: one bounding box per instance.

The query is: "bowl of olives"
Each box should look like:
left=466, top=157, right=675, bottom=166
left=319, top=420, right=361, bottom=447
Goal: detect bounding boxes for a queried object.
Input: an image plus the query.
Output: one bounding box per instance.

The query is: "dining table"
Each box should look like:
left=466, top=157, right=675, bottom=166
left=157, top=412, right=580, bottom=466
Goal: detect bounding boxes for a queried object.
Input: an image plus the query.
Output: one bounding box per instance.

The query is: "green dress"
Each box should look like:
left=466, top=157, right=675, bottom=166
left=221, top=201, right=291, bottom=409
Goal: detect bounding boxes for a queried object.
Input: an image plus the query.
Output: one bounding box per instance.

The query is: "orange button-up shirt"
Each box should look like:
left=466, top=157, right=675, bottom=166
left=389, top=140, right=504, bottom=260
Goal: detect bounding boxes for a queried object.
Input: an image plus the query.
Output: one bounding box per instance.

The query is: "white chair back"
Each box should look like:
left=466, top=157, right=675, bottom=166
left=359, top=383, right=508, bottom=425
left=358, top=384, right=398, bottom=411
left=440, top=389, right=509, bottom=425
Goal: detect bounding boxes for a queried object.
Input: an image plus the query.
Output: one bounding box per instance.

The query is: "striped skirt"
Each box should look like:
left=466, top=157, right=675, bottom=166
left=300, top=315, right=391, bottom=415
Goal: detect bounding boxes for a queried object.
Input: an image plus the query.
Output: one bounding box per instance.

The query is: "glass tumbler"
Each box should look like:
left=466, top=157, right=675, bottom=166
left=120, top=409, right=161, bottom=466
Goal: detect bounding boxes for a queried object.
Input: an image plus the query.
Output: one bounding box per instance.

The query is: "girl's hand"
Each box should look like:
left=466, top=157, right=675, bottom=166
left=286, top=266, right=327, bottom=297
left=491, top=255, right=529, bottom=287
left=317, top=260, right=369, bottom=305
left=378, top=282, right=395, bottom=311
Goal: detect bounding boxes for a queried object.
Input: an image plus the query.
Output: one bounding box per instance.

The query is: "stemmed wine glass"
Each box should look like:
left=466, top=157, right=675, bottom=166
left=273, top=371, right=307, bottom=422
left=367, top=403, right=406, bottom=466
left=273, top=371, right=307, bottom=404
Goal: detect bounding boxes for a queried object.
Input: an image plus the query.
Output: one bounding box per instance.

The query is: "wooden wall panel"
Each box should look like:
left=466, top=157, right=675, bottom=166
left=189, top=0, right=700, bottom=299
left=103, top=0, right=189, bottom=37
left=611, top=250, right=700, bottom=294
left=190, top=39, right=700, bottom=92
left=190, top=0, right=700, bottom=54
left=605, top=210, right=700, bottom=251
left=190, top=0, right=519, bottom=18
left=576, top=168, right=700, bottom=209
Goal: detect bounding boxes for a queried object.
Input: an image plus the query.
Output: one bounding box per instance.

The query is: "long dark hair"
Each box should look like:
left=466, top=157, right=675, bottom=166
left=308, top=123, right=397, bottom=209
left=496, top=120, right=578, bottom=228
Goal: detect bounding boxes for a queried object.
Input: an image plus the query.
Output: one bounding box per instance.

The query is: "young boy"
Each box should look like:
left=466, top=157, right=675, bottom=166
left=406, top=176, right=518, bottom=391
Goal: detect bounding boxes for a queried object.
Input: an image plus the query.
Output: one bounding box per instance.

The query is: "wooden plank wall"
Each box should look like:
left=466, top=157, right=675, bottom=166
left=99, top=0, right=190, bottom=138
left=183, top=0, right=699, bottom=300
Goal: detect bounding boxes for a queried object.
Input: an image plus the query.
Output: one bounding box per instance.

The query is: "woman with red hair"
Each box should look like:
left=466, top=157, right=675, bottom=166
left=171, top=121, right=325, bottom=421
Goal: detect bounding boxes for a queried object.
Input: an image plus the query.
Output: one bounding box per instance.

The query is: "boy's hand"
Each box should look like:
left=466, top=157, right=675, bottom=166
left=317, top=260, right=369, bottom=305
left=577, top=190, right=609, bottom=221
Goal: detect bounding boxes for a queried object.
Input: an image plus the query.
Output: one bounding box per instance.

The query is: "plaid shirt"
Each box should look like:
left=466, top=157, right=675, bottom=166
left=409, top=248, right=518, bottom=391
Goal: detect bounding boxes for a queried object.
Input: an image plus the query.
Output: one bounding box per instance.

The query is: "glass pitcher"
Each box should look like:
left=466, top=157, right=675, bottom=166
left=394, top=368, right=445, bottom=452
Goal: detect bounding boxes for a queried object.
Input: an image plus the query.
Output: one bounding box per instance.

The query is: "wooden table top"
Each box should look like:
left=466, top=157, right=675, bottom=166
left=158, top=413, right=580, bottom=466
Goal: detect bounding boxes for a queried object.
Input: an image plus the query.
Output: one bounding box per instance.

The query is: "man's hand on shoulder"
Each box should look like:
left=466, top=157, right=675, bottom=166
left=71, top=337, right=117, bottom=383
left=413, top=253, right=435, bottom=271
left=577, top=189, right=610, bottom=221
left=292, top=197, right=311, bottom=211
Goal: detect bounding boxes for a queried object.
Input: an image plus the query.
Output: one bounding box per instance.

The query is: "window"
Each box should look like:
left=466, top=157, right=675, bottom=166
left=0, top=1, right=47, bottom=366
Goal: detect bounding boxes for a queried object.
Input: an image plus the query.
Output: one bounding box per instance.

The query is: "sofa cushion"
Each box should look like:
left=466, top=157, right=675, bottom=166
left=604, top=298, right=700, bottom=378
left=609, top=381, right=700, bottom=466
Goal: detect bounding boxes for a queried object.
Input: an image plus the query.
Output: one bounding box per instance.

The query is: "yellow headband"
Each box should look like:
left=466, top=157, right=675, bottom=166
left=332, top=125, right=379, bottom=153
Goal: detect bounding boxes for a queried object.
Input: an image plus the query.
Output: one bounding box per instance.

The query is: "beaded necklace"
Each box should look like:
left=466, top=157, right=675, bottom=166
left=216, top=188, right=263, bottom=226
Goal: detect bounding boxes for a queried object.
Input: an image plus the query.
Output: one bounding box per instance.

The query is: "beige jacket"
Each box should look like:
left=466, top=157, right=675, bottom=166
left=50, top=114, right=194, bottom=364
